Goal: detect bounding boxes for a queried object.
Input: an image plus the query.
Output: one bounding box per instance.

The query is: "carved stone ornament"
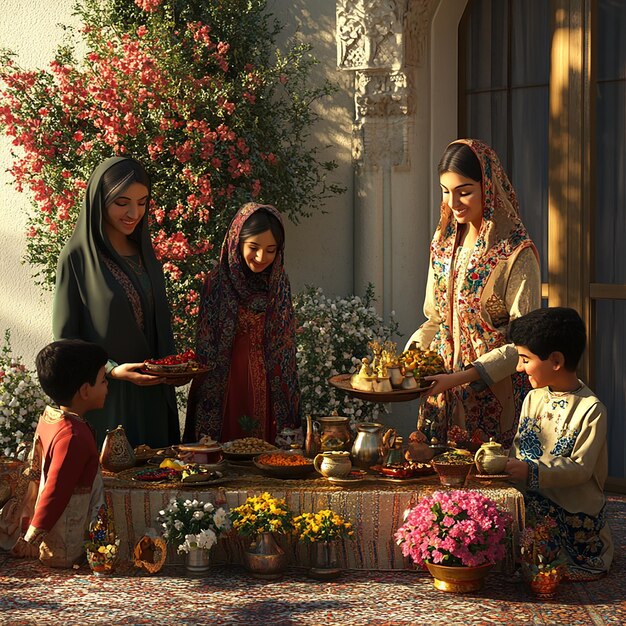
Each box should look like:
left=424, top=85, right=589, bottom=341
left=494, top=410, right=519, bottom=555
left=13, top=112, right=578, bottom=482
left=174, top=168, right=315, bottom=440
left=337, top=0, right=406, bottom=71
left=354, top=70, right=410, bottom=120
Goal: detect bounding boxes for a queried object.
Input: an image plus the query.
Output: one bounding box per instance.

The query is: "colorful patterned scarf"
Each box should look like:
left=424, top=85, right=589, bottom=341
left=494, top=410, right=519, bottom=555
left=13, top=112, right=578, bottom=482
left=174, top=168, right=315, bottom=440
left=185, top=203, right=300, bottom=440
left=430, top=139, right=538, bottom=367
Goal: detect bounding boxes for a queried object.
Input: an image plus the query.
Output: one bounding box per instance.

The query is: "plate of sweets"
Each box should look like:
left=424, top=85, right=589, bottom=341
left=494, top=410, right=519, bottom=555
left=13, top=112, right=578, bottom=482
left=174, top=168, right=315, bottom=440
left=329, top=341, right=443, bottom=403
left=221, top=437, right=278, bottom=461
left=371, top=460, right=435, bottom=482
left=141, top=349, right=210, bottom=380
left=131, top=466, right=183, bottom=483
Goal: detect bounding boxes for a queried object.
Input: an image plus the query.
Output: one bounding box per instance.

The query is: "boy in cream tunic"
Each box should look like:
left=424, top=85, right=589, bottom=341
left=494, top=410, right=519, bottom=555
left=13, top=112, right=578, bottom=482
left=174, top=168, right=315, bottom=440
left=505, top=307, right=613, bottom=580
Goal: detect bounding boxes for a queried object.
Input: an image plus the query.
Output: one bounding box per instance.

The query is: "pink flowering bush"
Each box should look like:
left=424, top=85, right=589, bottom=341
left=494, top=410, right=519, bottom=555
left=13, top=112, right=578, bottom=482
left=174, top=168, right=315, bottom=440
left=0, top=0, right=342, bottom=348
left=395, top=490, right=512, bottom=568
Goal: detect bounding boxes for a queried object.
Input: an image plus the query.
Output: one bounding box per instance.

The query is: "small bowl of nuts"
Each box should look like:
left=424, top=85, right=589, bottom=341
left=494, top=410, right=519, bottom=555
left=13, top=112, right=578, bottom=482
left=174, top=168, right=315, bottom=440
left=221, top=437, right=278, bottom=461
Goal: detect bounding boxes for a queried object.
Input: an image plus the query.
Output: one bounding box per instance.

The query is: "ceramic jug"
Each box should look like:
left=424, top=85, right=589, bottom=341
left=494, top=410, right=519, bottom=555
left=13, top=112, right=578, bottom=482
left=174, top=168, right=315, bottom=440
left=314, top=416, right=352, bottom=452
left=474, top=438, right=508, bottom=474
left=313, top=451, right=352, bottom=478
left=100, top=425, right=136, bottom=472
left=351, top=422, right=396, bottom=468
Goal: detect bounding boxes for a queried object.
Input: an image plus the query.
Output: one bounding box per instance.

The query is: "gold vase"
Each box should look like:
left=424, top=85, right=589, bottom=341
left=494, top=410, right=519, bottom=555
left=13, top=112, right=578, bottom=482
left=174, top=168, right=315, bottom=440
left=99, top=425, right=136, bottom=472
left=308, top=540, right=341, bottom=580
left=244, top=532, right=287, bottom=580
left=425, top=562, right=494, bottom=593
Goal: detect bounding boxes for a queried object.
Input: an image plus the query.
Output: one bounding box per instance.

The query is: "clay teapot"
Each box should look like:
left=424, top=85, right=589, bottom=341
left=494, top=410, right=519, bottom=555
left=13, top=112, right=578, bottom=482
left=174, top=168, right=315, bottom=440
left=314, top=415, right=352, bottom=452
left=474, top=438, right=508, bottom=475
left=100, top=425, right=136, bottom=472
left=313, top=451, right=352, bottom=478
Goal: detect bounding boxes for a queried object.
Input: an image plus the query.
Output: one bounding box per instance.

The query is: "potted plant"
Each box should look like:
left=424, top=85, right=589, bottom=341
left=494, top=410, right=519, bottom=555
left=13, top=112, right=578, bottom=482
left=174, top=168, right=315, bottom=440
left=293, top=509, right=354, bottom=579
left=229, top=492, right=294, bottom=579
left=395, top=490, right=512, bottom=592
left=519, top=514, right=564, bottom=598
left=156, top=497, right=230, bottom=573
left=84, top=504, right=120, bottom=576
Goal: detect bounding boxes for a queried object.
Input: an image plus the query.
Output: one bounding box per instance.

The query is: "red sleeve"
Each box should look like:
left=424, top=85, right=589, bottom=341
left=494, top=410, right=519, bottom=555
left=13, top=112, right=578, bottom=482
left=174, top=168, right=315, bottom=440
left=30, top=430, right=91, bottom=532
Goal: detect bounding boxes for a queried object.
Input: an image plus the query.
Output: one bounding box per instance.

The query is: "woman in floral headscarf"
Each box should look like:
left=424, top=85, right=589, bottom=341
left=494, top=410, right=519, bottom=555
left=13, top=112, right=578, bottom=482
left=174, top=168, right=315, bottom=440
left=406, top=139, right=540, bottom=448
left=184, top=203, right=300, bottom=443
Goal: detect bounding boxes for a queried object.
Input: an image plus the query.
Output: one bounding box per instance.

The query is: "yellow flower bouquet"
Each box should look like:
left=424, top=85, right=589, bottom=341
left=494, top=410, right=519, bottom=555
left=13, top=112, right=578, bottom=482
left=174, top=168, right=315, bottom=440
left=293, top=509, right=354, bottom=543
left=229, top=492, right=294, bottom=536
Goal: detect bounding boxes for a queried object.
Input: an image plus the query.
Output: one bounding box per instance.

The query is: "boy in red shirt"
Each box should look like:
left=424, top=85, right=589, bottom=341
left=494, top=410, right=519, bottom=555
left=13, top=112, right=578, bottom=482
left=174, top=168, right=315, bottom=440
left=4, top=339, right=108, bottom=567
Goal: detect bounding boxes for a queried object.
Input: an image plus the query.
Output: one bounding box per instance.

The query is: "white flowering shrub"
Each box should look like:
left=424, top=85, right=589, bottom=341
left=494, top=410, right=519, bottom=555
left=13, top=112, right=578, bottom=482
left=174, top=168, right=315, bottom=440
left=0, top=330, right=48, bottom=456
left=294, top=285, right=400, bottom=424
left=157, top=497, right=230, bottom=554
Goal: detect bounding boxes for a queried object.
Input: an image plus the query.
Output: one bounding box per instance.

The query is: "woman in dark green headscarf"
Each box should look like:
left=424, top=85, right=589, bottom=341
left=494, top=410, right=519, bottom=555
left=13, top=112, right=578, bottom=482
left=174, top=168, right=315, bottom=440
left=53, top=156, right=180, bottom=448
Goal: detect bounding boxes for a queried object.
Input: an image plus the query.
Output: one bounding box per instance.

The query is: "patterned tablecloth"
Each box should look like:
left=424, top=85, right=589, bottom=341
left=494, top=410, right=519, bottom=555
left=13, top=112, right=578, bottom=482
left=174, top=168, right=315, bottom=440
left=103, top=464, right=524, bottom=572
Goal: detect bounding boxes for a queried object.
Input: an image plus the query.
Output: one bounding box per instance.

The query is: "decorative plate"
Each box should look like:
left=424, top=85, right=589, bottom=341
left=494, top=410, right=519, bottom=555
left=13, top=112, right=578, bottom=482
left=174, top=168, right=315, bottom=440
left=473, top=473, right=510, bottom=480
left=327, top=470, right=369, bottom=484
left=328, top=374, right=435, bottom=402
left=377, top=475, right=430, bottom=484
left=139, top=366, right=210, bottom=382
left=130, top=467, right=182, bottom=483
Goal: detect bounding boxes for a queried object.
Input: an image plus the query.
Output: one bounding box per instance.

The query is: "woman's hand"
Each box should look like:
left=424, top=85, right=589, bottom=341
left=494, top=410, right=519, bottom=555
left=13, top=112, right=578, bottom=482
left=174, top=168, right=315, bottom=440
left=505, top=458, right=529, bottom=483
left=421, top=368, right=480, bottom=396
left=109, top=363, right=165, bottom=386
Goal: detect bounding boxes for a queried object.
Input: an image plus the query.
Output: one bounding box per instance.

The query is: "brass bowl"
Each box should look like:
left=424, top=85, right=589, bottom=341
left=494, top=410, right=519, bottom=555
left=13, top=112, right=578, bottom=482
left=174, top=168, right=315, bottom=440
left=431, top=457, right=474, bottom=487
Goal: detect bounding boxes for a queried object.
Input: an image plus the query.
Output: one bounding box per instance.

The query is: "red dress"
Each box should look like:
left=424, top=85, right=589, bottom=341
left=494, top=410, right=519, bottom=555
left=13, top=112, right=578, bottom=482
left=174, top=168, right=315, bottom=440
left=220, top=307, right=274, bottom=442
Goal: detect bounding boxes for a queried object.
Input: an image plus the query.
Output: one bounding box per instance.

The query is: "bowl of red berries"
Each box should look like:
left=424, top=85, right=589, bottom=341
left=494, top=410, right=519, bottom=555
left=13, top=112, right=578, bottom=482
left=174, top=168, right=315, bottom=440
left=143, top=349, right=200, bottom=374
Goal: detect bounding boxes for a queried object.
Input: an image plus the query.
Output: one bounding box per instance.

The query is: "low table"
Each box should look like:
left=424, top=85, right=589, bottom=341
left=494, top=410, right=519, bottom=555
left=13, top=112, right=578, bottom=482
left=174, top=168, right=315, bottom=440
left=103, top=466, right=524, bottom=572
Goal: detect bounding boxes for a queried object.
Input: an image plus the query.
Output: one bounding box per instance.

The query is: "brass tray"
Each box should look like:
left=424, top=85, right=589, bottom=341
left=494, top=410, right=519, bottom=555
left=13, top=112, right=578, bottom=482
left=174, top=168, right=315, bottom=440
left=328, top=374, right=435, bottom=402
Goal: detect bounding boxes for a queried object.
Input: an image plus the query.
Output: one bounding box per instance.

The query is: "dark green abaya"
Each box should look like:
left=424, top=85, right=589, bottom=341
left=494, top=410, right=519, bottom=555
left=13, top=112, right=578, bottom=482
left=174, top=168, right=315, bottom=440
left=53, top=157, right=179, bottom=448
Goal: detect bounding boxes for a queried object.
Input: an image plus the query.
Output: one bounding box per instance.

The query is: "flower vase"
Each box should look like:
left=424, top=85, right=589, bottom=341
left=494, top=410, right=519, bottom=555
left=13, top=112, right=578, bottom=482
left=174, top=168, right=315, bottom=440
left=425, top=562, right=494, bottom=593
left=308, top=540, right=341, bottom=580
left=521, top=563, right=562, bottom=599
left=185, top=547, right=211, bottom=574
left=86, top=549, right=117, bottom=576
left=244, top=532, right=287, bottom=580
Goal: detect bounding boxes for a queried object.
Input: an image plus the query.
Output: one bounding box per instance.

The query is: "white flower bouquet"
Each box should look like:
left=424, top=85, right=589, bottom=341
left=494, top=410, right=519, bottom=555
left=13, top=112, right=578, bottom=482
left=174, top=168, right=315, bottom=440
left=294, top=285, right=399, bottom=423
left=157, top=497, right=230, bottom=554
left=0, top=330, right=47, bottom=457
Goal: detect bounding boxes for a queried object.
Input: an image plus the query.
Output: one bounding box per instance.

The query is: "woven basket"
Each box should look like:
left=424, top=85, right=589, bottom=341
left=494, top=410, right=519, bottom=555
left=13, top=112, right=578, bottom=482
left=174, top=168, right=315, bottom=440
left=431, top=460, right=474, bottom=487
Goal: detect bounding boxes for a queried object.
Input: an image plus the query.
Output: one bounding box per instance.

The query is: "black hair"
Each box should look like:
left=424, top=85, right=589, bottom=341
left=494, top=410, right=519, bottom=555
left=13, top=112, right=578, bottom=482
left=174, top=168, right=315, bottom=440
left=36, top=339, right=108, bottom=406
left=239, top=207, right=285, bottom=249
left=507, top=307, right=586, bottom=371
left=438, top=142, right=482, bottom=182
left=102, top=159, right=151, bottom=207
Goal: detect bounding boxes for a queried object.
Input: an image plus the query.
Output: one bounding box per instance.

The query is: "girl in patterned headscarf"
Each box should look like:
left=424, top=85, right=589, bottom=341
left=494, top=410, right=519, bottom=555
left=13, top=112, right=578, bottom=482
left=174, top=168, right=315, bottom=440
left=184, top=203, right=300, bottom=443
left=406, top=139, right=541, bottom=448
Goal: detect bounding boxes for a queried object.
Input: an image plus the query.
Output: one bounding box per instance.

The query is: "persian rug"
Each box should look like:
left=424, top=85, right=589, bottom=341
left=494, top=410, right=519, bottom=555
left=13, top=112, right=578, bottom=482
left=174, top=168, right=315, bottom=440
left=0, top=496, right=624, bottom=626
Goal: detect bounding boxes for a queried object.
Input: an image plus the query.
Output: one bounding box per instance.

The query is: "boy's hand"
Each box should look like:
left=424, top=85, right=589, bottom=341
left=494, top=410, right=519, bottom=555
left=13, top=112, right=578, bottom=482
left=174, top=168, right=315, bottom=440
left=11, top=536, right=40, bottom=559
left=505, top=458, right=529, bottom=483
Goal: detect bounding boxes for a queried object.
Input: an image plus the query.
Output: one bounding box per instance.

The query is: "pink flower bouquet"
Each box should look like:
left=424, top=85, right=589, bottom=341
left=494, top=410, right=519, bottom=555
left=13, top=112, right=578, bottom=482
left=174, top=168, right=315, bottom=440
left=395, top=490, right=512, bottom=568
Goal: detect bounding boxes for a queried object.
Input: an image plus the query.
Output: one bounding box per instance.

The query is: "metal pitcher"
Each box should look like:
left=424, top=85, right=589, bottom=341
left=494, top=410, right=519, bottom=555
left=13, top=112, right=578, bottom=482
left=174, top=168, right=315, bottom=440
left=351, top=422, right=396, bottom=468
